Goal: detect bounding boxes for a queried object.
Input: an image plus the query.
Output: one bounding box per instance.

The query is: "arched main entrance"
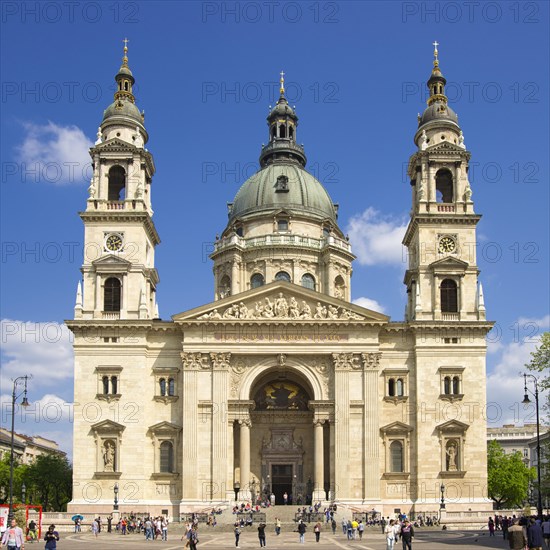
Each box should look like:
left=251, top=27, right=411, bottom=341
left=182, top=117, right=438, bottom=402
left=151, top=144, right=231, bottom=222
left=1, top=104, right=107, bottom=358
left=233, top=366, right=330, bottom=504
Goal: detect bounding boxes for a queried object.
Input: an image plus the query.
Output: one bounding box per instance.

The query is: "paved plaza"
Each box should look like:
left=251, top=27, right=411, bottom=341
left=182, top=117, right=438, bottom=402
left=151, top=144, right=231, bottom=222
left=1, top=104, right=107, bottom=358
left=56, top=528, right=513, bottom=549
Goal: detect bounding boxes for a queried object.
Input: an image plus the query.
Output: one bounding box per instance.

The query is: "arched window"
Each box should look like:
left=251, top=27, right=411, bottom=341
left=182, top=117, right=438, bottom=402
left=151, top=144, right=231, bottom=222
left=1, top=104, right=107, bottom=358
left=301, top=273, right=316, bottom=290
left=388, top=378, right=395, bottom=397
left=334, top=275, right=345, bottom=299
left=108, top=165, right=126, bottom=201
left=435, top=169, right=453, bottom=203
left=160, top=441, right=174, bottom=473
left=452, top=376, right=460, bottom=395
left=168, top=378, right=175, bottom=396
left=251, top=273, right=264, bottom=289
left=111, top=376, right=118, bottom=395
left=441, top=279, right=458, bottom=313
left=396, top=379, right=404, bottom=397
left=124, top=81, right=129, bottom=91
left=271, top=126, right=276, bottom=138
left=390, top=441, right=403, bottom=472
left=277, top=219, right=289, bottom=231
left=444, top=376, right=451, bottom=395
left=159, top=378, right=166, bottom=396
left=104, top=277, right=121, bottom=312
left=219, top=275, right=231, bottom=299
left=102, top=376, right=109, bottom=395
left=289, top=126, right=294, bottom=139
left=279, top=125, right=286, bottom=138
left=275, top=271, right=291, bottom=282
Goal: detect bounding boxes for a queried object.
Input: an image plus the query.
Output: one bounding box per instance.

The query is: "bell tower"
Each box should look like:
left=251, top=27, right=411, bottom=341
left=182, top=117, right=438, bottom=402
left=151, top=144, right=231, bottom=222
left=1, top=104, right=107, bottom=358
left=403, top=43, right=485, bottom=322
left=75, top=40, right=160, bottom=321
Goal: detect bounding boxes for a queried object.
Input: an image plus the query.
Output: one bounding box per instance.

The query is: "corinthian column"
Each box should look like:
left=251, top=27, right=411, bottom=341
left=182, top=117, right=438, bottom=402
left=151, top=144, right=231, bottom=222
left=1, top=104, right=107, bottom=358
left=239, top=418, right=251, bottom=501
left=313, top=420, right=325, bottom=501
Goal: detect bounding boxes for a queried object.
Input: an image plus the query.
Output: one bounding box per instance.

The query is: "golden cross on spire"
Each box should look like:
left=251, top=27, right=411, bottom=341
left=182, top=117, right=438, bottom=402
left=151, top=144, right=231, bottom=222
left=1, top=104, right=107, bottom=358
left=280, top=70, right=285, bottom=95
left=433, top=40, right=439, bottom=58
left=123, top=37, right=129, bottom=50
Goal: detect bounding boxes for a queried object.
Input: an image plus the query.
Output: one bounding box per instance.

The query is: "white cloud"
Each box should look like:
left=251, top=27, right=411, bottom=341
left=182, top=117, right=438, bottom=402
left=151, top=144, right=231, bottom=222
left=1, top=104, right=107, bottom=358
left=0, top=319, right=74, bottom=390
left=346, top=207, right=408, bottom=266
left=16, top=121, right=92, bottom=184
left=486, top=324, right=549, bottom=426
left=352, top=296, right=387, bottom=314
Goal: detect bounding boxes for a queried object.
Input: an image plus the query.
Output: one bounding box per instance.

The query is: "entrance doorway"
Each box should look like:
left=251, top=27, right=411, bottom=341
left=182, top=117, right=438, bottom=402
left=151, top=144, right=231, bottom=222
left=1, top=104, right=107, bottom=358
left=271, top=464, right=293, bottom=504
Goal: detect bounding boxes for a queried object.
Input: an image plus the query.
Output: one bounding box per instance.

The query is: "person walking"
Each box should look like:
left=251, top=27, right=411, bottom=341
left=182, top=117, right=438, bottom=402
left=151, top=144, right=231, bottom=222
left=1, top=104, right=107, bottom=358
left=358, top=520, right=365, bottom=540
left=314, top=521, right=321, bottom=543
left=297, top=520, right=306, bottom=544
left=527, top=518, right=544, bottom=550
left=385, top=519, right=397, bottom=550
left=542, top=516, right=550, bottom=549
left=91, top=518, right=99, bottom=538
left=507, top=518, right=527, bottom=550
left=275, top=518, right=281, bottom=536
left=1, top=519, right=25, bottom=550
left=188, top=527, right=199, bottom=550
left=331, top=518, right=337, bottom=535
left=400, top=519, right=414, bottom=550
left=257, top=522, right=266, bottom=548
left=43, top=525, right=60, bottom=550
left=488, top=517, right=495, bottom=536
left=234, top=522, right=241, bottom=548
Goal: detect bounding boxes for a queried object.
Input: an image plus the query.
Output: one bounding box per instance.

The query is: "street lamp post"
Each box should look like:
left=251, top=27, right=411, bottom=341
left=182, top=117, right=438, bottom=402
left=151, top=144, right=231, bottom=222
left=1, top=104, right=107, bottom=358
left=440, top=483, right=446, bottom=515
left=522, top=373, right=543, bottom=518
left=8, top=375, right=30, bottom=521
left=114, top=482, right=119, bottom=511
left=234, top=482, right=240, bottom=502
left=21, top=483, right=26, bottom=505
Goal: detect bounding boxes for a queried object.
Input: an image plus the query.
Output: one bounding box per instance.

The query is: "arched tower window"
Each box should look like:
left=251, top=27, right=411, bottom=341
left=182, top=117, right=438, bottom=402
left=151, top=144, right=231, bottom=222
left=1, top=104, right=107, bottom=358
left=334, top=275, right=345, bottom=299
left=275, top=271, right=291, bottom=283
left=160, top=441, right=174, bottom=473
left=110, top=376, right=118, bottom=395
left=388, top=378, right=396, bottom=397
left=452, top=376, right=460, bottom=395
left=102, top=376, right=109, bottom=395
left=251, top=273, right=265, bottom=289
left=301, top=273, right=316, bottom=290
left=441, top=279, right=458, bottom=312
left=396, top=379, right=404, bottom=397
left=168, top=378, right=175, bottom=396
left=108, top=165, right=126, bottom=201
left=289, top=126, right=294, bottom=139
left=279, top=125, right=286, bottom=138
left=104, top=277, right=121, bottom=312
left=435, top=169, right=453, bottom=203
left=159, top=378, right=166, bottom=396
left=390, top=441, right=404, bottom=472
left=271, top=126, right=276, bottom=139
left=444, top=376, right=451, bottom=395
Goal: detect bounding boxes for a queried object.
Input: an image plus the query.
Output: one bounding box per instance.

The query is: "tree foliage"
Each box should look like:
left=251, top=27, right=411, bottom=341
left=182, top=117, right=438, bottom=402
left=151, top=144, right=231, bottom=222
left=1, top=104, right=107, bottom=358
left=487, top=440, right=535, bottom=509
left=0, top=454, right=72, bottom=511
left=525, top=331, right=550, bottom=415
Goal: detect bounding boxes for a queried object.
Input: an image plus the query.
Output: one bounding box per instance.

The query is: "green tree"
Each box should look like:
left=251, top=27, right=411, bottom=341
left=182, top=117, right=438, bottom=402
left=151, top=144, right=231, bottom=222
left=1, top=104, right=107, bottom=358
left=487, top=440, right=535, bottom=509
left=26, top=455, right=72, bottom=511
left=525, top=331, right=550, bottom=415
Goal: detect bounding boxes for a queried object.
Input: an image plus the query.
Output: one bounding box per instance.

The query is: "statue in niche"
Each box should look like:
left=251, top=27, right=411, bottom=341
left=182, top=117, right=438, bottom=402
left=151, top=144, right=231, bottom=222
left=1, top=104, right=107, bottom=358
left=446, top=441, right=458, bottom=471
left=103, top=440, right=115, bottom=472
left=88, top=178, right=96, bottom=199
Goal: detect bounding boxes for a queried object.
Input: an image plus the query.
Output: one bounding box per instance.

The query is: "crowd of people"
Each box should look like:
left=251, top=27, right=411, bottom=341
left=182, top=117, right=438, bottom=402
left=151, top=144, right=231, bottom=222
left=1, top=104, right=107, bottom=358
left=490, top=515, right=550, bottom=550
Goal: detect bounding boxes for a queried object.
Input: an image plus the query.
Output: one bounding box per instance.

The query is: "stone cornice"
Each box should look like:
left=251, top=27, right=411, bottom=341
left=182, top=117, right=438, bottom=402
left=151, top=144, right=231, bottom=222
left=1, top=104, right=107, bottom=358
left=79, top=210, right=160, bottom=245
left=403, top=214, right=481, bottom=247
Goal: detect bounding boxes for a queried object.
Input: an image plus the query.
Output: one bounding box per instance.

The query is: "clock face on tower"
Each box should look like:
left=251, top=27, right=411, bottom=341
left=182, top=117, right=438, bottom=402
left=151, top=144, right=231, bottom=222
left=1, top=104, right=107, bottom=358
left=438, top=235, right=456, bottom=254
left=105, top=233, right=123, bottom=252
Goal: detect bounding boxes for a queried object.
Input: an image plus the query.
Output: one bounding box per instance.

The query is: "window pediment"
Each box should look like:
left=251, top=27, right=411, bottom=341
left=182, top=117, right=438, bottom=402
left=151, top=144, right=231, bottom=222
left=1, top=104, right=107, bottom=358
left=93, top=255, right=131, bottom=272
left=380, top=422, right=413, bottom=435
left=436, top=419, right=469, bottom=434
left=91, top=420, right=126, bottom=434
left=148, top=421, right=182, bottom=436
left=429, top=257, right=469, bottom=273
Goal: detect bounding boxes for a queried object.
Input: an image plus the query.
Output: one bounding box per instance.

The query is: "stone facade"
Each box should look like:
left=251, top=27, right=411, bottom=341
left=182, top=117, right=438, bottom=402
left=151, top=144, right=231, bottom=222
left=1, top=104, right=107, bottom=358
left=67, top=47, right=493, bottom=517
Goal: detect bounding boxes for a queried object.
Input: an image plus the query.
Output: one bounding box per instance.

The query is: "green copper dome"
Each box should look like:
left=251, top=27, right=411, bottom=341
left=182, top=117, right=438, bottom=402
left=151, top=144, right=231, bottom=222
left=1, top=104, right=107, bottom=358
left=229, top=163, right=337, bottom=222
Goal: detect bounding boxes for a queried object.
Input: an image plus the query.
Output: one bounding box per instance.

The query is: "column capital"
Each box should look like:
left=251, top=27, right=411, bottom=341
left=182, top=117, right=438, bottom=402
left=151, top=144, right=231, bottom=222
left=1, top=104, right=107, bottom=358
left=210, top=352, right=231, bottom=370
left=238, top=418, right=252, bottom=428
left=361, top=352, right=382, bottom=370
left=181, top=352, right=209, bottom=370
left=332, top=352, right=361, bottom=370
left=313, top=419, right=325, bottom=427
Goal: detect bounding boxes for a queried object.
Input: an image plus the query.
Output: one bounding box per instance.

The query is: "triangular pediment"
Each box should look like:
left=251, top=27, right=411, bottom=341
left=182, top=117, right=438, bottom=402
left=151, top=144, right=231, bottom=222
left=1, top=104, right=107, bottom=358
left=172, top=281, right=389, bottom=323
left=92, top=254, right=132, bottom=267
left=92, top=137, right=137, bottom=153
left=148, top=421, right=182, bottom=434
left=91, top=420, right=126, bottom=433
left=380, top=421, right=414, bottom=435
left=426, top=141, right=466, bottom=154
left=429, top=256, right=469, bottom=270
left=436, top=419, right=469, bottom=434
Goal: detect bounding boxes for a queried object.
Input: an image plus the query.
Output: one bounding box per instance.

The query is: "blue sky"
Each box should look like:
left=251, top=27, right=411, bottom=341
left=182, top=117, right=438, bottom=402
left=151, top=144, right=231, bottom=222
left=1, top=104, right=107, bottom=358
left=1, top=1, right=549, bottom=458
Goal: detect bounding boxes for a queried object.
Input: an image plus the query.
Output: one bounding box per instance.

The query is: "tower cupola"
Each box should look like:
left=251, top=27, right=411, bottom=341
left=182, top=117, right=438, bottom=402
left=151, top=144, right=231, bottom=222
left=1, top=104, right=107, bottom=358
left=259, top=71, right=306, bottom=168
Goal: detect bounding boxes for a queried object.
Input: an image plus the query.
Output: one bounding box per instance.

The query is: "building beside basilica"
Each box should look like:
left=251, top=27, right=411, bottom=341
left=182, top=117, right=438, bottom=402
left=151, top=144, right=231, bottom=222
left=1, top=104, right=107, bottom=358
left=67, top=43, right=493, bottom=517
